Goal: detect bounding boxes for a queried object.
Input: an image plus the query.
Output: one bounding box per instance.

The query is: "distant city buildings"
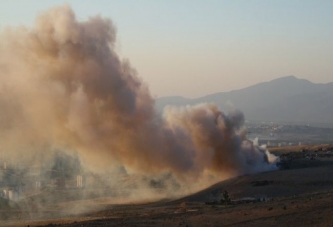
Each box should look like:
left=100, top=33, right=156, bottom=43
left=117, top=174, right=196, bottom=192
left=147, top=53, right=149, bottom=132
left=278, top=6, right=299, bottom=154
left=246, top=122, right=333, bottom=147
left=0, top=154, right=84, bottom=201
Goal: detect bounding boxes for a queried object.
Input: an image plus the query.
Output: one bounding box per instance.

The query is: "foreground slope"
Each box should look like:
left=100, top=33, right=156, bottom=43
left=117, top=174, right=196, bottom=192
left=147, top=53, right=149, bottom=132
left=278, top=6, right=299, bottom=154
left=4, top=145, right=333, bottom=227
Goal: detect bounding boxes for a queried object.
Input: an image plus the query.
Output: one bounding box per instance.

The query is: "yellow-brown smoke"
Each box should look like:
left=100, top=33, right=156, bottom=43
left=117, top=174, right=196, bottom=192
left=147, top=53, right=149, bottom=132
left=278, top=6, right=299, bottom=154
left=0, top=5, right=277, bottom=196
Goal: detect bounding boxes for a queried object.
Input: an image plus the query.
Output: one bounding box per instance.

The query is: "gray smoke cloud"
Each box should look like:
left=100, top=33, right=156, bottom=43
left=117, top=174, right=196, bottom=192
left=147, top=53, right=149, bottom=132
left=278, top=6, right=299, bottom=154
left=0, top=4, right=278, bottom=210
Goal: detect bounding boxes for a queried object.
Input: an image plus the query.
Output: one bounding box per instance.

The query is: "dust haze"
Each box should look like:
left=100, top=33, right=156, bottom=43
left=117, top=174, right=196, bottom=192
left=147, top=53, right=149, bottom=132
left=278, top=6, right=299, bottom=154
left=0, top=5, right=278, bottom=214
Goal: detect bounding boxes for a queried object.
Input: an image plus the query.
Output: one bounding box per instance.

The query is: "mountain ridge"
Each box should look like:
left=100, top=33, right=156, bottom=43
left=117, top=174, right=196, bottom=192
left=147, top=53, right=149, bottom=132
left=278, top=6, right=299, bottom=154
left=156, top=76, right=333, bottom=125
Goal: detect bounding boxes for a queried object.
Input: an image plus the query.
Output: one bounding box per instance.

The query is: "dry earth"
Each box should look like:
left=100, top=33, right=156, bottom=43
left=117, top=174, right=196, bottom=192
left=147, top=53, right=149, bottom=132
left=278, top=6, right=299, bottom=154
left=3, top=144, right=333, bottom=227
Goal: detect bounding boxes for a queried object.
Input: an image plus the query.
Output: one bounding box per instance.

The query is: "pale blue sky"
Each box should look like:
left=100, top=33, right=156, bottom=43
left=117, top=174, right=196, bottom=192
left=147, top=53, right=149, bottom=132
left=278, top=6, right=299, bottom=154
left=1, top=1, right=332, bottom=98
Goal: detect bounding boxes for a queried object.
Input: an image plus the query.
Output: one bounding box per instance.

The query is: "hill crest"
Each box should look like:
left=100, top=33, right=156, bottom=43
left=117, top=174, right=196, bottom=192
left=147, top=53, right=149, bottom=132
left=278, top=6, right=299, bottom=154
left=156, top=76, right=333, bottom=125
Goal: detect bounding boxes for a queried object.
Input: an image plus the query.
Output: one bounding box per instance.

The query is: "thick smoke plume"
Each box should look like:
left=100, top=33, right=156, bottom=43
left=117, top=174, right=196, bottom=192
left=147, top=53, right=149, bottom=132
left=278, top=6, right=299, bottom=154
left=0, top=5, right=278, bottom=205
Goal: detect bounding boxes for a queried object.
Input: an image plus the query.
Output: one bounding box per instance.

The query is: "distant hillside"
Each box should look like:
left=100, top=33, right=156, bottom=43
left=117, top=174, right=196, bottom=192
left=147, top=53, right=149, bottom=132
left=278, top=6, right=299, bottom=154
left=156, top=76, right=333, bottom=125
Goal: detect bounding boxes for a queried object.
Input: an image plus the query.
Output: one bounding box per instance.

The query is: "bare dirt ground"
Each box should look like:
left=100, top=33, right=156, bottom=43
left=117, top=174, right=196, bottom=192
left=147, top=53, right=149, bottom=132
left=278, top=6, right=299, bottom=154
left=3, top=144, right=333, bottom=227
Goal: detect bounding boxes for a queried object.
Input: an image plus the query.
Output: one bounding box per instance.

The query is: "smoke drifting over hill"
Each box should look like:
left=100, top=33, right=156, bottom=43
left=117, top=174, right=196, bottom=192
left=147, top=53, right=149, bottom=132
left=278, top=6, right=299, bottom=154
left=0, top=5, right=277, bottom=201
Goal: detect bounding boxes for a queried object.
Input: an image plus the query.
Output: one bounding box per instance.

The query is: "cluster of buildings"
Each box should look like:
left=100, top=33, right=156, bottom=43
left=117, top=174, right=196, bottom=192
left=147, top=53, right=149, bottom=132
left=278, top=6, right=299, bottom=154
left=0, top=159, right=84, bottom=202
left=247, top=122, right=333, bottom=147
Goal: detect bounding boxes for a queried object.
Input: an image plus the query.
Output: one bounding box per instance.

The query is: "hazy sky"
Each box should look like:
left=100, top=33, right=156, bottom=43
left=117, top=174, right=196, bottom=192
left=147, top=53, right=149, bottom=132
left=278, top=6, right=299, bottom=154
left=1, top=1, right=332, bottom=98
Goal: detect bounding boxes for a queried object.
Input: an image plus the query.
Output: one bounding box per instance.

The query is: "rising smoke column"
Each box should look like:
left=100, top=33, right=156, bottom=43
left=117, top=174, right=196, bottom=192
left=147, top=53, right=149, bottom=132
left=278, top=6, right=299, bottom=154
left=0, top=5, right=277, bottom=190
